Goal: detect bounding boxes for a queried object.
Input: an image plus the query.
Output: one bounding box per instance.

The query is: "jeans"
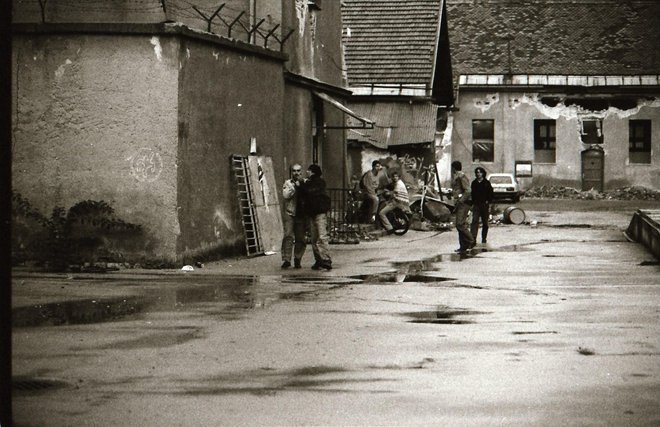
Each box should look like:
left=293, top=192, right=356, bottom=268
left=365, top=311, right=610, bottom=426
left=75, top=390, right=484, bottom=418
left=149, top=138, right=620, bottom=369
left=379, top=200, right=410, bottom=231
left=471, top=202, right=490, bottom=243
left=455, top=201, right=474, bottom=250
left=364, top=192, right=378, bottom=219
left=281, top=214, right=307, bottom=262
left=308, top=213, right=331, bottom=265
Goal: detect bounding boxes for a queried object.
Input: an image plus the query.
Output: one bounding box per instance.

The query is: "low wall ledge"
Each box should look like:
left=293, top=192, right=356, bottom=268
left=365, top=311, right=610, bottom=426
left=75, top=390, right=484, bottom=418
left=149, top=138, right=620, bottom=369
left=12, top=22, right=288, bottom=62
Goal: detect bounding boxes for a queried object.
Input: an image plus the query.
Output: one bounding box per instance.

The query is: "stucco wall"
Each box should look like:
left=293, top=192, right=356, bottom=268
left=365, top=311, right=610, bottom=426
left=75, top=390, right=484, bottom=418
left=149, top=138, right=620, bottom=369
left=12, top=33, right=180, bottom=258
left=283, top=0, right=344, bottom=87
left=176, top=37, right=285, bottom=258
left=452, top=91, right=660, bottom=190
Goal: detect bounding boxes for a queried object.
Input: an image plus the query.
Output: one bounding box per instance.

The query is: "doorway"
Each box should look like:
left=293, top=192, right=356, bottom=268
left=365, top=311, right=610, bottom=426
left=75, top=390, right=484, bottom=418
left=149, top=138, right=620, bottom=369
left=581, top=146, right=604, bottom=192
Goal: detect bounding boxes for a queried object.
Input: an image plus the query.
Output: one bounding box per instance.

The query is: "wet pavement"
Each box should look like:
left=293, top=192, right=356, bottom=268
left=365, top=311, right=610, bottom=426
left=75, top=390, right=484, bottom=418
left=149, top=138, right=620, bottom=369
left=11, top=203, right=660, bottom=426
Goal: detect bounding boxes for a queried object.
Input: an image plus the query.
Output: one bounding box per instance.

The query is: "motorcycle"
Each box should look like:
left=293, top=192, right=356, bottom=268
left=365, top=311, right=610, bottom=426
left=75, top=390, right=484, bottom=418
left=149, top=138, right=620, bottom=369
left=346, top=189, right=410, bottom=235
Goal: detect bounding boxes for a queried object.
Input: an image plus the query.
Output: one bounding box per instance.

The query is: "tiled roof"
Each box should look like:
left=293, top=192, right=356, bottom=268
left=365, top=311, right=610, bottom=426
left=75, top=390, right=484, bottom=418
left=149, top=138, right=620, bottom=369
left=342, top=0, right=444, bottom=85
left=347, top=102, right=438, bottom=148
left=446, top=0, right=660, bottom=76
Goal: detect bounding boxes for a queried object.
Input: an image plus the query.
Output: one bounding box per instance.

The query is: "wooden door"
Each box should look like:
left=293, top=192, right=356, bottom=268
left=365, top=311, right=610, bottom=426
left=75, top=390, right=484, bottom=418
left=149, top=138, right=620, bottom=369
left=581, top=147, right=604, bottom=192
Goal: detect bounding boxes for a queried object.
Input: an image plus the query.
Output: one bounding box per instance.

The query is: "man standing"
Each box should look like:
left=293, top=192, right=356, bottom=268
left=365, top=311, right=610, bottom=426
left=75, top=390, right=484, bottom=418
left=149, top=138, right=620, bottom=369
left=299, top=164, right=332, bottom=270
left=379, top=171, right=411, bottom=234
left=451, top=161, right=475, bottom=253
left=361, top=160, right=389, bottom=223
left=470, top=167, right=494, bottom=245
left=280, top=164, right=305, bottom=268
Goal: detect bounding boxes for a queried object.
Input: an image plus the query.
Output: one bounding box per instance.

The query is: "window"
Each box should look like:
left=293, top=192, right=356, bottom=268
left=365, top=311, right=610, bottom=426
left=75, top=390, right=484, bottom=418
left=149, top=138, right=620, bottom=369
left=308, top=0, right=322, bottom=10
left=472, top=119, right=494, bottom=162
left=581, top=119, right=603, bottom=144
left=629, top=120, right=651, bottom=164
left=534, top=119, right=556, bottom=163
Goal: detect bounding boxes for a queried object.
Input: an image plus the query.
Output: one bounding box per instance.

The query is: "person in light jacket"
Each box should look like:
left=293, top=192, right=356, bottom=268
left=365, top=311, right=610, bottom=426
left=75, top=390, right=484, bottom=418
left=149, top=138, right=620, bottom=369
left=280, top=164, right=306, bottom=268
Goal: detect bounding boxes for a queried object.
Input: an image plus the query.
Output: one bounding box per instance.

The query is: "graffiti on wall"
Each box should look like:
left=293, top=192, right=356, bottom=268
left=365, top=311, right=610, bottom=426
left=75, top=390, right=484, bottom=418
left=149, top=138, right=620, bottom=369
left=129, top=148, right=163, bottom=182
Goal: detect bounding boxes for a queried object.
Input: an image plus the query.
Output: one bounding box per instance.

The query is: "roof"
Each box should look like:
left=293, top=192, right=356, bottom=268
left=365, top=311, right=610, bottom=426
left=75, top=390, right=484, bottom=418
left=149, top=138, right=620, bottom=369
left=342, top=0, right=444, bottom=85
left=446, top=0, right=660, bottom=76
left=346, top=102, right=438, bottom=148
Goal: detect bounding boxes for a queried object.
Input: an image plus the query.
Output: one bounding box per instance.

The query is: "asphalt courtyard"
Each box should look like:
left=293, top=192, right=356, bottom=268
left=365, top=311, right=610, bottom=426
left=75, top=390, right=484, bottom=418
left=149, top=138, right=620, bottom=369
left=10, top=199, right=660, bottom=426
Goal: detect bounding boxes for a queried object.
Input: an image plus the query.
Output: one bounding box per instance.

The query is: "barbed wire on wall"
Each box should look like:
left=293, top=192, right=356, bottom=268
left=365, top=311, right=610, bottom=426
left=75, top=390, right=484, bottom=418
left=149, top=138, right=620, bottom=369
left=22, top=0, right=295, bottom=52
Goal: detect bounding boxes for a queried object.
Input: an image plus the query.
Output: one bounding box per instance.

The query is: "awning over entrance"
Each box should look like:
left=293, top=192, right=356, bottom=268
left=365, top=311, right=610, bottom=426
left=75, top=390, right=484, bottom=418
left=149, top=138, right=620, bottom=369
left=312, top=91, right=375, bottom=130
left=346, top=102, right=438, bottom=149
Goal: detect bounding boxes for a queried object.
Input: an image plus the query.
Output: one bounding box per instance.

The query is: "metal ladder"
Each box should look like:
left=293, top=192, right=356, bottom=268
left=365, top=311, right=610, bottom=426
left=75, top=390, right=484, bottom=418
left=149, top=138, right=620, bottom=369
left=230, top=154, right=263, bottom=256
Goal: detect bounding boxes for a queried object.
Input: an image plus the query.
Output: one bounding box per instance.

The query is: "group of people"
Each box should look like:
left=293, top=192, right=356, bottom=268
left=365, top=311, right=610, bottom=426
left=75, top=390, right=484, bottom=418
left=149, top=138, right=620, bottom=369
left=279, top=159, right=495, bottom=270
left=280, top=163, right=332, bottom=271
left=359, top=160, right=411, bottom=234
left=451, top=160, right=494, bottom=254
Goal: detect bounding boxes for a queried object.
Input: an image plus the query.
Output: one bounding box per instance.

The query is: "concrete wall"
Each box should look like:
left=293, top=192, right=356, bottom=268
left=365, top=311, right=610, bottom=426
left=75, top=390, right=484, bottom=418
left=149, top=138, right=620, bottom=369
left=282, top=0, right=344, bottom=86
left=452, top=90, right=660, bottom=190
left=12, top=33, right=181, bottom=257
left=176, top=36, right=285, bottom=258
left=281, top=0, right=349, bottom=188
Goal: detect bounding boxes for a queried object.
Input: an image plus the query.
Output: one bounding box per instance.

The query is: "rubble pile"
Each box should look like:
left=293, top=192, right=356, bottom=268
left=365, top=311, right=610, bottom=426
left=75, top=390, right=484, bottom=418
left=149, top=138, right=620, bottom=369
left=524, top=185, right=660, bottom=201
left=523, top=186, right=581, bottom=199
left=603, top=186, right=660, bottom=201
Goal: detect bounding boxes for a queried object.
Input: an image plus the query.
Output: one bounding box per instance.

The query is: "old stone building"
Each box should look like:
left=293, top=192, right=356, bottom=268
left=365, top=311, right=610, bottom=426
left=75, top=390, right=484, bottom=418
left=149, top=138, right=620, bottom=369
left=11, top=0, right=350, bottom=262
left=341, top=0, right=454, bottom=185
left=446, top=0, right=660, bottom=191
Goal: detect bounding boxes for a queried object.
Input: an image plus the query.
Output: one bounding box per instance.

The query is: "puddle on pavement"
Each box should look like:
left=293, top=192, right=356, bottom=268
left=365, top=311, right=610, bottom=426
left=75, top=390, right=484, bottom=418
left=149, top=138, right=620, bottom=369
left=11, top=277, right=276, bottom=327
left=281, top=276, right=362, bottom=285
left=350, top=272, right=455, bottom=283
left=403, top=306, right=487, bottom=325
left=12, top=296, right=150, bottom=327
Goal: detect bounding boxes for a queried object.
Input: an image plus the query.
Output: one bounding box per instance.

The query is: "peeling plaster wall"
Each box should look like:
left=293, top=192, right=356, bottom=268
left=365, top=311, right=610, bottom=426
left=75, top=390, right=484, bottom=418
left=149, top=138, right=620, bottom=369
left=12, top=34, right=180, bottom=258
left=281, top=0, right=348, bottom=188
left=283, top=0, right=344, bottom=87
left=176, top=37, right=285, bottom=258
left=452, top=90, right=660, bottom=190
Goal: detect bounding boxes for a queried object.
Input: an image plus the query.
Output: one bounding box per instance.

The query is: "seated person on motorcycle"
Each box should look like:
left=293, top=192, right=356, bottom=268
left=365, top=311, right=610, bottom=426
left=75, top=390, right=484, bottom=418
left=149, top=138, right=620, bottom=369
left=361, top=160, right=390, bottom=223
left=379, top=171, right=411, bottom=234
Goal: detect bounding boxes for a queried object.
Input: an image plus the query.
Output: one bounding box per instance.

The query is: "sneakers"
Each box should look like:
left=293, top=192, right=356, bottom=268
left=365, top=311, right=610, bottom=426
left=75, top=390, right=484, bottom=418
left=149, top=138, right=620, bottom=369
left=294, top=258, right=301, bottom=269
left=386, top=229, right=395, bottom=235
left=281, top=260, right=291, bottom=269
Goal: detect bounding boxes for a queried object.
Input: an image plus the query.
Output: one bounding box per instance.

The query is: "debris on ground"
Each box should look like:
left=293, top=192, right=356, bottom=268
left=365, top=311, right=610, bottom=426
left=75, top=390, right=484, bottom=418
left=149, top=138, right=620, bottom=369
left=523, top=185, right=660, bottom=201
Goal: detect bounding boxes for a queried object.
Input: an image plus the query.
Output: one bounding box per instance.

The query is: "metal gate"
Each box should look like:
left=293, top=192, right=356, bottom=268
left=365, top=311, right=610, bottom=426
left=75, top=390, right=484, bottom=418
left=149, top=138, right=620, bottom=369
left=327, top=188, right=361, bottom=244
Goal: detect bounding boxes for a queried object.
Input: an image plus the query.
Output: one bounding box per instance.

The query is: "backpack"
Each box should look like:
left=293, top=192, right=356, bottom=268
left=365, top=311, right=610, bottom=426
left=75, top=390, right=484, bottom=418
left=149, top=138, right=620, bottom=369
left=358, top=172, right=369, bottom=190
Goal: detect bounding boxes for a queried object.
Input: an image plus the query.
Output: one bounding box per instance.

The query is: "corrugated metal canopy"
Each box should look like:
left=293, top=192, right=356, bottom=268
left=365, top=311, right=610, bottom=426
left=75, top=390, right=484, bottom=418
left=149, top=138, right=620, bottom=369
left=313, top=91, right=374, bottom=129
left=347, top=102, right=438, bottom=149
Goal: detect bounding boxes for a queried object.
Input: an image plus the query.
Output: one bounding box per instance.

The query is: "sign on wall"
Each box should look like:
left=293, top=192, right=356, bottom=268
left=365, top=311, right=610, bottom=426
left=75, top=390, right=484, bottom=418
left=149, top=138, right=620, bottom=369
left=515, top=161, right=533, bottom=178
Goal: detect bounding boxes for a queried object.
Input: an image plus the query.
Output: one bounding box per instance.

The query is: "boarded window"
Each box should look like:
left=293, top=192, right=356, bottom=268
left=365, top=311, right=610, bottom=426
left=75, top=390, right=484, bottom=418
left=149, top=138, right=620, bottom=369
left=534, top=119, right=556, bottom=163
left=472, top=119, right=494, bottom=163
left=629, top=120, right=651, bottom=164
left=581, top=119, right=603, bottom=144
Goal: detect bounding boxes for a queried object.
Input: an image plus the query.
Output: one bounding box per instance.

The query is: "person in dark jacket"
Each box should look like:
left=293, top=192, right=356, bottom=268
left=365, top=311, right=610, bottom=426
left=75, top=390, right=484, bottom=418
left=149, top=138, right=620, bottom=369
left=470, top=167, right=494, bottom=245
left=298, top=164, right=332, bottom=270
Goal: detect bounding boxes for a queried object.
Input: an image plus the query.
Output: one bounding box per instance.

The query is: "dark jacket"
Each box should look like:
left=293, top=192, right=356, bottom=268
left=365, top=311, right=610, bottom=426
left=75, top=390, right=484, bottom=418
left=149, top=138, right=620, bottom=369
left=298, top=175, right=330, bottom=216
left=471, top=178, right=494, bottom=204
